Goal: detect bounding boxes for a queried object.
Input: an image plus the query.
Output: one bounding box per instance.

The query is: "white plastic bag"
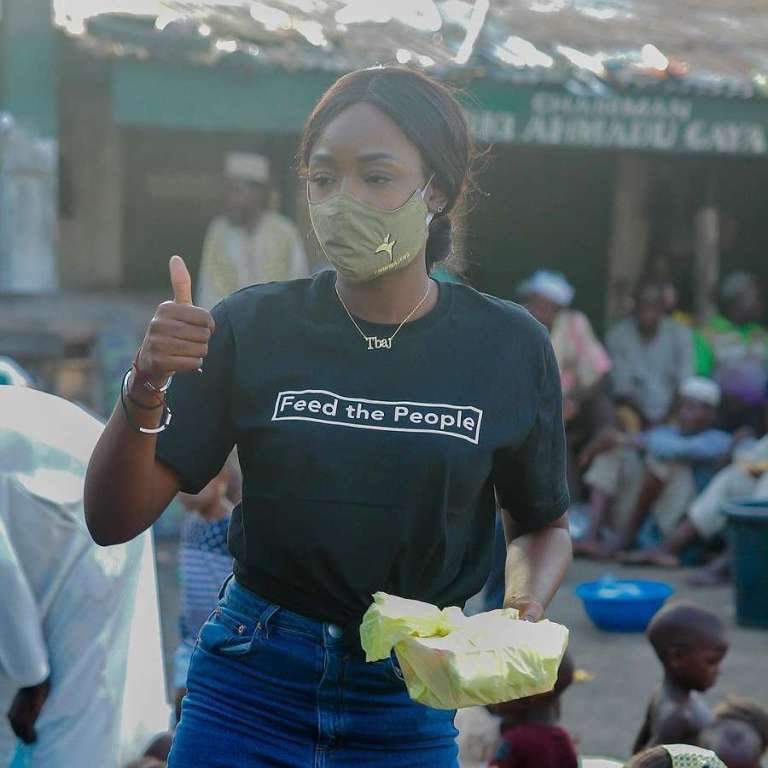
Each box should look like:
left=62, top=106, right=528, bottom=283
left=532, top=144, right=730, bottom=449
left=360, top=592, right=569, bottom=709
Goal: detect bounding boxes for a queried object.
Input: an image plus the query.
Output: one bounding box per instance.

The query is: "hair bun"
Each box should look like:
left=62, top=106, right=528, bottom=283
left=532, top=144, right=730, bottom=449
left=426, top=214, right=453, bottom=269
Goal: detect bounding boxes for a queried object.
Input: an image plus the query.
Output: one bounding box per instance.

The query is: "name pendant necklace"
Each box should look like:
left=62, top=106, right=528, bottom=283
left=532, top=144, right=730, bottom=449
left=335, top=280, right=432, bottom=350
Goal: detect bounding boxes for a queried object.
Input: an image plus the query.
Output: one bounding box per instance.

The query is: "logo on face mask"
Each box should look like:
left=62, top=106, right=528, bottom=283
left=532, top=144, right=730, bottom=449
left=375, top=233, right=396, bottom=262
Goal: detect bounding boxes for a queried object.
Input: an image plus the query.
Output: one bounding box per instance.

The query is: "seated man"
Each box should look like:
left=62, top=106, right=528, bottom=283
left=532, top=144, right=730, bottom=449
left=694, top=271, right=768, bottom=433
left=576, top=378, right=733, bottom=558
left=621, top=435, right=768, bottom=576
left=607, top=279, right=694, bottom=428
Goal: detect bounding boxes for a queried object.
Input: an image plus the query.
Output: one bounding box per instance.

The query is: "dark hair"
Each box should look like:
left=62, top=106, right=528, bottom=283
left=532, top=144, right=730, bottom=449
left=647, top=602, right=726, bottom=662
left=714, top=696, right=768, bottom=749
left=625, top=747, right=673, bottom=768
left=299, top=66, right=474, bottom=269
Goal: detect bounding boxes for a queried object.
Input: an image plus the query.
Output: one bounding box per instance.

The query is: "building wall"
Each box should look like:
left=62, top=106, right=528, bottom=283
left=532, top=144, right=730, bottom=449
left=58, top=49, right=123, bottom=290
left=467, top=145, right=616, bottom=331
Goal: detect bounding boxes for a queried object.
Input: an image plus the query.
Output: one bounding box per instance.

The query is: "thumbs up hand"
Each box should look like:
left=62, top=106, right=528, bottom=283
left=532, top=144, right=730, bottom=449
left=135, top=255, right=216, bottom=387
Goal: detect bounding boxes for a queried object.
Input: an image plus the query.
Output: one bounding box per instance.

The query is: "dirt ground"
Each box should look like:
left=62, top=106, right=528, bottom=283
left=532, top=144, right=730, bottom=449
left=155, top=540, right=768, bottom=764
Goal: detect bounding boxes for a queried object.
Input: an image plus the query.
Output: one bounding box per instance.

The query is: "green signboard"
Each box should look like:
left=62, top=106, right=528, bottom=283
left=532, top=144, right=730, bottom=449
left=113, top=60, right=768, bottom=156
left=467, top=84, right=768, bottom=156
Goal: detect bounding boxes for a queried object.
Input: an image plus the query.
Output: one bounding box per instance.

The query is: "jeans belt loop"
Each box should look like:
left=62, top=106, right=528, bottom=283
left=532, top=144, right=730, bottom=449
left=255, top=603, right=280, bottom=640
left=218, top=572, right=235, bottom=601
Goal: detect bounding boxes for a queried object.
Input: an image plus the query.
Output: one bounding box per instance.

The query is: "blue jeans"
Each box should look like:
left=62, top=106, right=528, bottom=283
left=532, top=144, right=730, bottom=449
left=168, top=577, right=458, bottom=767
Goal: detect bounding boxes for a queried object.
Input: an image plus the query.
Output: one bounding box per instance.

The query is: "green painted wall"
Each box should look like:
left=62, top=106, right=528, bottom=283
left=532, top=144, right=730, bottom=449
left=113, top=60, right=336, bottom=134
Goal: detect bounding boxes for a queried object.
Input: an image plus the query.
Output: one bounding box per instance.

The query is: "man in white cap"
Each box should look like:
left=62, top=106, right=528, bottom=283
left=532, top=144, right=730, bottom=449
left=195, top=152, right=309, bottom=310
left=520, top=270, right=612, bottom=427
left=577, top=377, right=735, bottom=559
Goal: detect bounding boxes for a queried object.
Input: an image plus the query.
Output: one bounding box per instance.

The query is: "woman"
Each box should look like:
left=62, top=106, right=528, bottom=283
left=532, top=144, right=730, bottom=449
left=85, top=67, right=572, bottom=767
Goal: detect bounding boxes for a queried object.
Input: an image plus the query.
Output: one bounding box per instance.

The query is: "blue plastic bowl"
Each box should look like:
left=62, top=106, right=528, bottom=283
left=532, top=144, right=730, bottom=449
left=575, top=579, right=674, bottom=633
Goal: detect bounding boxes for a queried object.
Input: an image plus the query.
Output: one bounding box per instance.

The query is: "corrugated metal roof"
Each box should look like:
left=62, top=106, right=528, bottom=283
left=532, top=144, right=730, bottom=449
left=54, top=0, right=768, bottom=98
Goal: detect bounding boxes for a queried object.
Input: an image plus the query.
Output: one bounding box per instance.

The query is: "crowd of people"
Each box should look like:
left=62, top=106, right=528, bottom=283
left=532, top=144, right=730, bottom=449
left=517, top=267, right=767, bottom=587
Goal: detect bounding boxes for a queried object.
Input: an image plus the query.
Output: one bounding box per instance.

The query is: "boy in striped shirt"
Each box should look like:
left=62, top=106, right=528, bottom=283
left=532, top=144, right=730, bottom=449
left=173, top=460, right=237, bottom=721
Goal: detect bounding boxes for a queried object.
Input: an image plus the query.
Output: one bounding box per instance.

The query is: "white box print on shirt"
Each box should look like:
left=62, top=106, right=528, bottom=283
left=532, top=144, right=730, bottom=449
left=272, top=390, right=483, bottom=444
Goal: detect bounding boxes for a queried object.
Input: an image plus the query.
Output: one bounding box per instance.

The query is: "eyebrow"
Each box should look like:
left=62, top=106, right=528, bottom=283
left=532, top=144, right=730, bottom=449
left=309, top=151, right=399, bottom=164
left=357, top=152, right=398, bottom=163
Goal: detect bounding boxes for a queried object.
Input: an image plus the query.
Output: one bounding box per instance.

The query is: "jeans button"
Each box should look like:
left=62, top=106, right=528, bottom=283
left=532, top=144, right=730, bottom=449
left=327, top=623, right=343, bottom=639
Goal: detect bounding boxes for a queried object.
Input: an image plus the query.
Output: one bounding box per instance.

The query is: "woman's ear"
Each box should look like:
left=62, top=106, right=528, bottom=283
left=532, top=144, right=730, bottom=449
left=424, top=180, right=449, bottom=215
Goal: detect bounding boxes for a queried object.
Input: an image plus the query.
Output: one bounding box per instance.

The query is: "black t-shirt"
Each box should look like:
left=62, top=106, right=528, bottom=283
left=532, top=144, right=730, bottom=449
left=156, top=270, right=568, bottom=626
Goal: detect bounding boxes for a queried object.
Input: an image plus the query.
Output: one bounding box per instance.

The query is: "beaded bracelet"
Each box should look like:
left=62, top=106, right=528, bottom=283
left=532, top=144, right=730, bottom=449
left=121, top=369, right=172, bottom=434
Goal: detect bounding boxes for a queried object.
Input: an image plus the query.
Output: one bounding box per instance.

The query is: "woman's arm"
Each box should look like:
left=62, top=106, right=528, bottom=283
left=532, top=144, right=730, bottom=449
left=494, top=326, right=571, bottom=621
left=85, top=256, right=215, bottom=546
left=499, top=511, right=572, bottom=621
left=85, top=399, right=181, bottom=546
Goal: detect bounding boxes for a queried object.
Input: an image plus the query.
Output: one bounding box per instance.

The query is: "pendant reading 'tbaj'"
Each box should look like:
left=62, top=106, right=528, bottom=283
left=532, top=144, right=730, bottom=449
left=367, top=336, right=393, bottom=350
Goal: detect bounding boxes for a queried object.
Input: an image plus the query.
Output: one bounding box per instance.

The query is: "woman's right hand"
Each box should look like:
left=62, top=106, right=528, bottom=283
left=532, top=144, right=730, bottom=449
left=135, top=255, right=216, bottom=386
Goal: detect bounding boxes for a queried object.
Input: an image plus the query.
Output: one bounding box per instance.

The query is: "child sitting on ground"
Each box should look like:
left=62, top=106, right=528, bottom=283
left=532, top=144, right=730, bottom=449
left=173, top=458, right=238, bottom=721
left=487, top=652, right=578, bottom=768
left=701, top=696, right=768, bottom=768
left=633, top=603, right=729, bottom=753
left=626, top=745, right=726, bottom=767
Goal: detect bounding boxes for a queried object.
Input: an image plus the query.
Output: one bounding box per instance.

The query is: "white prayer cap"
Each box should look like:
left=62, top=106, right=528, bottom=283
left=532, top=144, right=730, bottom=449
left=519, top=270, right=575, bottom=307
left=225, top=152, right=270, bottom=184
left=679, top=377, right=721, bottom=407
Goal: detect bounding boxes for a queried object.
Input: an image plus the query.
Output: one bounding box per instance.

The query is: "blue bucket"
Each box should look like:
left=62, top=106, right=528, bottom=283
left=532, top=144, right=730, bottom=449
left=575, top=578, right=674, bottom=632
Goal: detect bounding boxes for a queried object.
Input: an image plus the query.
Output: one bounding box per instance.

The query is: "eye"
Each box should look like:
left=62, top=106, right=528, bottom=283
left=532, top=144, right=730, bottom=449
left=309, top=173, right=335, bottom=187
left=365, top=173, right=392, bottom=185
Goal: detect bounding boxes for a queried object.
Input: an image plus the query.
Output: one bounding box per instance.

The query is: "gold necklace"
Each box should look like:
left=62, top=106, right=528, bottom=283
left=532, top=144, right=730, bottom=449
left=335, top=280, right=432, bottom=350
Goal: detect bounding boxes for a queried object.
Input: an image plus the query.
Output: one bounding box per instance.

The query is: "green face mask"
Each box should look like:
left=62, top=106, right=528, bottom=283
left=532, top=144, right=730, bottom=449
left=308, top=180, right=434, bottom=283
